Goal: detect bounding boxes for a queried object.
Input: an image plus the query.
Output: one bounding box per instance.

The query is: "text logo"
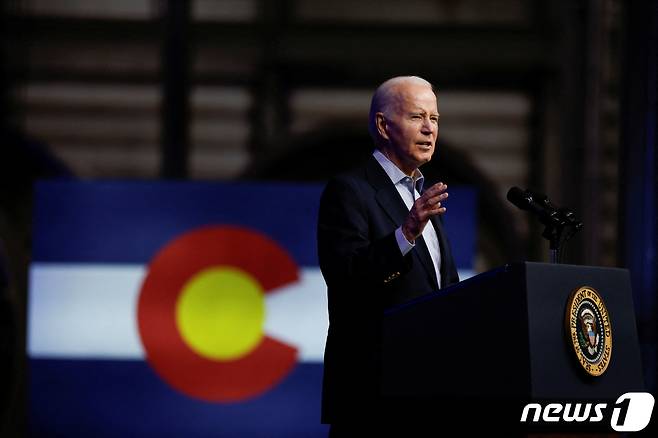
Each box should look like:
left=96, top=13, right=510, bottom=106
left=520, top=392, right=655, bottom=432
left=610, top=392, right=655, bottom=432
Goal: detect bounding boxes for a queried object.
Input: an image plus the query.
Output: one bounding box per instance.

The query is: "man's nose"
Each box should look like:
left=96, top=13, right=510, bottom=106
left=420, top=117, right=434, bottom=134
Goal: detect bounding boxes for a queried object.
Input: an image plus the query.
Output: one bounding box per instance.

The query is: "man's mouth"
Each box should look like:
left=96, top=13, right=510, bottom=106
left=417, top=141, right=432, bottom=150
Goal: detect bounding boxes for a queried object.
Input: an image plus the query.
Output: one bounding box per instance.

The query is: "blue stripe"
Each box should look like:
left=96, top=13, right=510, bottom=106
left=29, top=359, right=328, bottom=438
left=33, top=181, right=323, bottom=266
left=32, top=181, right=475, bottom=269
left=438, top=187, right=476, bottom=269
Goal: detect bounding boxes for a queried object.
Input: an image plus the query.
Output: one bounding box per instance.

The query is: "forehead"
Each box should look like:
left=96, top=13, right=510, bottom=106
left=394, top=83, right=438, bottom=112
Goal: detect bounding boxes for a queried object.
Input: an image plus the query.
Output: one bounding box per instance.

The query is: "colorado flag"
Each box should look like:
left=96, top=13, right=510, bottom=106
left=28, top=180, right=475, bottom=437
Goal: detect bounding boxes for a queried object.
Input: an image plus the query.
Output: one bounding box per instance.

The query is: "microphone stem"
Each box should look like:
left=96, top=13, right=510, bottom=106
left=550, top=248, right=559, bottom=264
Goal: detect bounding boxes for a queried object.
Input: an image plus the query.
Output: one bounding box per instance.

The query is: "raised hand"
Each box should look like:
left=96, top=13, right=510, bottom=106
left=401, top=182, right=449, bottom=243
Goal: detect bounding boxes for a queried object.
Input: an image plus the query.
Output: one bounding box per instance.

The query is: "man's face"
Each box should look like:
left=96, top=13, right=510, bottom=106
left=378, top=83, right=439, bottom=176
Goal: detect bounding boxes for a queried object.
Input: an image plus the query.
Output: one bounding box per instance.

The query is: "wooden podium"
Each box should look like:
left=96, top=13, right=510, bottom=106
left=380, top=262, right=645, bottom=429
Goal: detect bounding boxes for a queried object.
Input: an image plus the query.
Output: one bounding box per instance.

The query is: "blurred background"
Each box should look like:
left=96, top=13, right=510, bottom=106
left=1, top=0, right=656, bottom=436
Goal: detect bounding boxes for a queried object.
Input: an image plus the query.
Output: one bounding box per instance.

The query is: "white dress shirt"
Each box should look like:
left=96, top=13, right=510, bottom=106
left=372, top=149, right=442, bottom=286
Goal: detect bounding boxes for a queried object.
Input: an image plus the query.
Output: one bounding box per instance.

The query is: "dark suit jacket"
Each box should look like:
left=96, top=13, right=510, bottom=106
left=317, top=154, right=460, bottom=423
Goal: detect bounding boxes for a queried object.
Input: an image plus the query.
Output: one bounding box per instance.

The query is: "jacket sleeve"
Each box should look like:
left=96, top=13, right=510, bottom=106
left=317, top=176, right=412, bottom=293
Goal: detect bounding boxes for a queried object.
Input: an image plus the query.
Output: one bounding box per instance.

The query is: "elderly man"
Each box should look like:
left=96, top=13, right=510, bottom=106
left=317, top=76, right=460, bottom=432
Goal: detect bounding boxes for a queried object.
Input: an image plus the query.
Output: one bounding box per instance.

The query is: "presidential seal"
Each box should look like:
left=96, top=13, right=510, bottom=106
left=565, top=286, right=612, bottom=376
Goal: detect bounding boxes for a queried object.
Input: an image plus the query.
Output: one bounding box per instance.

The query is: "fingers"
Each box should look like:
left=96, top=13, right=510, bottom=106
left=423, top=182, right=448, bottom=197
left=426, top=192, right=448, bottom=207
left=429, top=203, right=447, bottom=214
left=405, top=182, right=451, bottom=241
left=420, top=183, right=449, bottom=215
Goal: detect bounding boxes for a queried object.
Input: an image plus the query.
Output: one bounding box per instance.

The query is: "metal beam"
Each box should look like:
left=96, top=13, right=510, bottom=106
left=159, top=0, right=190, bottom=178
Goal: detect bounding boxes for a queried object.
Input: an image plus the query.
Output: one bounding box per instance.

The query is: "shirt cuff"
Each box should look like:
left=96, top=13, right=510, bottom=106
left=395, top=226, right=415, bottom=256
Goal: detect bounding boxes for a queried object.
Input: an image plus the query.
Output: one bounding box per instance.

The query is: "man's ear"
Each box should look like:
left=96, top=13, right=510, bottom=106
left=375, top=113, right=389, bottom=141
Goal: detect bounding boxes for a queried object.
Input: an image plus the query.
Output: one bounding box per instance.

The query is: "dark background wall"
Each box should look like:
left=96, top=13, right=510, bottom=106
left=1, top=0, right=656, bottom=436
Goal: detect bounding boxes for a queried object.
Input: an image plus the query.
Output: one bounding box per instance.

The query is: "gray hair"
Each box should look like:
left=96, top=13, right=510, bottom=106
left=368, top=76, right=435, bottom=147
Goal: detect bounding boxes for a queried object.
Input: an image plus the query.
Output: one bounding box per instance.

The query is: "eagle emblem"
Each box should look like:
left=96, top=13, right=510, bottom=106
left=579, top=308, right=599, bottom=355
left=565, top=286, right=612, bottom=377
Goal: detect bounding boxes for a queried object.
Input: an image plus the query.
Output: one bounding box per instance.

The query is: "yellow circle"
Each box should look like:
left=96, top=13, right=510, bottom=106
left=176, top=266, right=265, bottom=361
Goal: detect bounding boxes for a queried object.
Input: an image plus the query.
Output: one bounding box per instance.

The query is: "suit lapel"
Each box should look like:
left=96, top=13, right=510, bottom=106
left=366, top=156, right=439, bottom=290
left=429, top=215, right=449, bottom=288
left=411, top=234, right=439, bottom=290
left=374, top=182, right=408, bottom=226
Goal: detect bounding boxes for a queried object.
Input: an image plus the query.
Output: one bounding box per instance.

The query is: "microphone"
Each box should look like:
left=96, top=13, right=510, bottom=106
left=506, top=187, right=561, bottom=227
left=507, top=187, right=583, bottom=260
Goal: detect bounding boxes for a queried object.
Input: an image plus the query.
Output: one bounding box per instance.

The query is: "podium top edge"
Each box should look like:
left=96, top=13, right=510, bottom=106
left=384, top=262, right=630, bottom=316
left=522, top=261, right=630, bottom=273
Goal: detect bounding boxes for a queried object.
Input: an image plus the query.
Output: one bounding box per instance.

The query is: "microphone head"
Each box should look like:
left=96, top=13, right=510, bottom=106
left=506, top=187, right=533, bottom=211
left=527, top=189, right=556, bottom=210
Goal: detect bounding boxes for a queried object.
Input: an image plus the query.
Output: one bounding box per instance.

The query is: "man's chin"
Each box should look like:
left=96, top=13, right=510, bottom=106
left=416, top=155, right=433, bottom=167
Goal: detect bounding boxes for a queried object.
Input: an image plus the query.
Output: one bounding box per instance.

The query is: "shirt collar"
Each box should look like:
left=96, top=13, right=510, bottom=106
left=373, top=149, right=425, bottom=194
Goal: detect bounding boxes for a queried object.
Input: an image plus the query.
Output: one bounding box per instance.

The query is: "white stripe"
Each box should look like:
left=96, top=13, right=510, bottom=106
left=264, top=269, right=328, bottom=361
left=458, top=269, right=475, bottom=280
left=27, top=263, right=328, bottom=361
left=28, top=264, right=146, bottom=359
left=27, top=264, right=474, bottom=361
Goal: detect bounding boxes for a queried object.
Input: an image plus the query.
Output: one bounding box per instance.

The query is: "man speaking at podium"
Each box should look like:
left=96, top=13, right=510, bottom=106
left=318, top=76, right=460, bottom=434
